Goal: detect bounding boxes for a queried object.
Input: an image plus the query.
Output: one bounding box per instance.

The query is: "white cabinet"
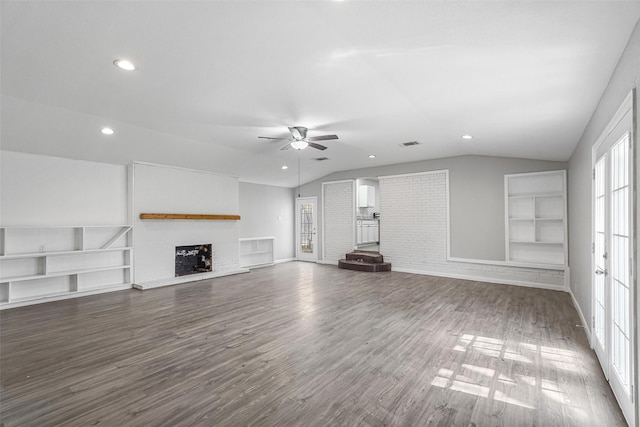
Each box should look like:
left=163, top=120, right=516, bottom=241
left=239, top=237, right=275, bottom=268
left=505, top=170, right=567, bottom=267
left=0, top=225, right=133, bottom=309
left=358, top=185, right=375, bottom=208
left=357, top=220, right=379, bottom=244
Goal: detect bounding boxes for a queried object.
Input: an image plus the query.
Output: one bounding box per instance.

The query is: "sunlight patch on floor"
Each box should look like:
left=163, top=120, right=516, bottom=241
left=429, top=334, right=581, bottom=411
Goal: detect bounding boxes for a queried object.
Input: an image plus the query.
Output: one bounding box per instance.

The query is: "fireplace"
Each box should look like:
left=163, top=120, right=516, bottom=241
left=175, top=244, right=212, bottom=277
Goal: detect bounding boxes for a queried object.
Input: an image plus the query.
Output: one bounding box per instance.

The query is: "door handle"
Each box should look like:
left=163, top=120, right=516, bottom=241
left=595, top=268, right=608, bottom=276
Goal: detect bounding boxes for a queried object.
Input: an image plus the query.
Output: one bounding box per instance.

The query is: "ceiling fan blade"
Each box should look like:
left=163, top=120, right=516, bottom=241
left=280, top=143, right=292, bottom=151
left=258, top=136, right=289, bottom=141
left=306, top=135, right=338, bottom=142
left=308, top=142, right=327, bottom=151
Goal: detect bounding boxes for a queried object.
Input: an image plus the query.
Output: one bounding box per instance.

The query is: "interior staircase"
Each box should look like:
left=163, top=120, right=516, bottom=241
left=338, top=251, right=392, bottom=272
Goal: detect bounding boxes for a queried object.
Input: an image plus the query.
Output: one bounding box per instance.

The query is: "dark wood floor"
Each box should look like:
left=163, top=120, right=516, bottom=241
left=0, top=262, right=626, bottom=426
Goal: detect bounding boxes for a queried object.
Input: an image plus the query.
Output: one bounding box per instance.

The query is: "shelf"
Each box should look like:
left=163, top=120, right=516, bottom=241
left=240, top=250, right=272, bottom=255
left=1, top=265, right=131, bottom=283
left=508, top=217, right=562, bottom=221
left=239, top=237, right=274, bottom=268
left=509, top=240, right=564, bottom=245
left=0, top=225, right=132, bottom=229
left=508, top=193, right=564, bottom=198
left=8, top=283, right=133, bottom=305
left=10, top=290, right=73, bottom=304
left=0, top=247, right=132, bottom=260
left=505, top=170, right=567, bottom=267
left=140, top=213, right=240, bottom=220
left=0, top=225, right=133, bottom=308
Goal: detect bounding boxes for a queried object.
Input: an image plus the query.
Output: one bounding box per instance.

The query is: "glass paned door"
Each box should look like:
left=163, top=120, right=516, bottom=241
left=296, top=197, right=317, bottom=262
left=592, top=130, right=634, bottom=426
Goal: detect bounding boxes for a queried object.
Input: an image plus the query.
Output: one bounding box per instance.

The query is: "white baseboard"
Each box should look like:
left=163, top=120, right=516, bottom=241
left=316, top=259, right=338, bottom=265
left=133, top=268, right=249, bottom=290
left=241, top=258, right=295, bottom=270
left=0, top=283, right=134, bottom=310
left=391, top=267, right=566, bottom=291
left=569, top=288, right=592, bottom=344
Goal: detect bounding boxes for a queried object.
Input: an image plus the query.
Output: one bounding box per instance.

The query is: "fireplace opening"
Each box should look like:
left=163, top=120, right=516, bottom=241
left=175, top=244, right=212, bottom=277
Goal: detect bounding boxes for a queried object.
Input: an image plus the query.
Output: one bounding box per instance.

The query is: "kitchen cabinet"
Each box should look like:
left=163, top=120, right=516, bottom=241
left=357, top=220, right=379, bottom=244
left=358, top=185, right=375, bottom=208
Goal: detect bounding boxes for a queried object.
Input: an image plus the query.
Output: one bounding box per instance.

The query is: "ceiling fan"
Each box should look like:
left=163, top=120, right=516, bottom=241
left=258, top=126, right=338, bottom=151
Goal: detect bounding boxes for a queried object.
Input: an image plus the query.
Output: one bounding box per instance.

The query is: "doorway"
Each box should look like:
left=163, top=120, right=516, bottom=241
left=591, top=92, right=635, bottom=426
left=296, top=197, right=318, bottom=262
left=356, top=178, right=380, bottom=252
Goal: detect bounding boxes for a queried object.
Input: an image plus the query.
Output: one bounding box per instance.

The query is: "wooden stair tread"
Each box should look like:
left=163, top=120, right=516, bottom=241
left=346, top=252, right=384, bottom=263
left=338, top=259, right=392, bottom=272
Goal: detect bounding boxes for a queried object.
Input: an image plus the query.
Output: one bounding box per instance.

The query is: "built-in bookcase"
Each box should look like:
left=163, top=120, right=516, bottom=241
left=505, top=170, right=567, bottom=268
left=239, top=237, right=274, bottom=268
left=0, top=225, right=132, bottom=309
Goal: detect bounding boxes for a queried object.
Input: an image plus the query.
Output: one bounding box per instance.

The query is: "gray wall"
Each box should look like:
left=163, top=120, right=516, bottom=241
left=299, top=155, right=566, bottom=262
left=568, top=20, right=640, bottom=333
left=239, top=182, right=296, bottom=261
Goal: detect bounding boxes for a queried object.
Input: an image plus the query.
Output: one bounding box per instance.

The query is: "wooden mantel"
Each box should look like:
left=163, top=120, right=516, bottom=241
left=139, top=213, right=241, bottom=221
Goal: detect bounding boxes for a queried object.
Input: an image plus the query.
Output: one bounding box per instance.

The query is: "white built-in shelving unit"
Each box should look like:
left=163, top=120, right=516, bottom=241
left=0, top=225, right=133, bottom=309
left=505, top=170, right=567, bottom=268
left=239, top=237, right=275, bottom=268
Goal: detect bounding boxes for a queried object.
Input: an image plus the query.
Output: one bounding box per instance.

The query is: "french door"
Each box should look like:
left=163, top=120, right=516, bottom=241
left=296, top=197, right=318, bottom=262
left=592, top=97, right=635, bottom=425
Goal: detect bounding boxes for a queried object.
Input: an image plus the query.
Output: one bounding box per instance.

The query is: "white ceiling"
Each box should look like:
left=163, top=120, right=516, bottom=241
left=2, top=1, right=639, bottom=187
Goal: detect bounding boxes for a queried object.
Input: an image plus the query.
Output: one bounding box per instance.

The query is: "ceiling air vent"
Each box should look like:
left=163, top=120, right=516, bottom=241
left=400, top=141, right=420, bottom=147
left=312, top=157, right=329, bottom=161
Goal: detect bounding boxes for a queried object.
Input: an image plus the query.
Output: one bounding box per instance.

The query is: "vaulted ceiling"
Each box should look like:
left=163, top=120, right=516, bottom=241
left=2, top=1, right=639, bottom=187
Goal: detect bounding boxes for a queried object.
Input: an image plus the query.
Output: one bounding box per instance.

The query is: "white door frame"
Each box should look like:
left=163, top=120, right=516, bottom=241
left=591, top=90, right=636, bottom=426
left=296, top=196, right=318, bottom=262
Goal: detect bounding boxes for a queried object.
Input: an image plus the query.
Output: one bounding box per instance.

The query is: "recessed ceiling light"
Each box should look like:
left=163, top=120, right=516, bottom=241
left=368, top=155, right=376, bottom=158
left=281, top=165, right=288, bottom=170
left=113, top=59, right=136, bottom=71
left=101, top=127, right=114, bottom=135
left=462, top=134, right=473, bottom=140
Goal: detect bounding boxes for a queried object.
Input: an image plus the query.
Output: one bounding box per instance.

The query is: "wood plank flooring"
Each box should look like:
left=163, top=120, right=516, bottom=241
left=0, top=262, right=626, bottom=426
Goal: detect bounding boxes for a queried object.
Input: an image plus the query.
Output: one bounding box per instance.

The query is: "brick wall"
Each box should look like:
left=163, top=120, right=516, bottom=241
left=323, top=180, right=355, bottom=264
left=379, top=170, right=565, bottom=289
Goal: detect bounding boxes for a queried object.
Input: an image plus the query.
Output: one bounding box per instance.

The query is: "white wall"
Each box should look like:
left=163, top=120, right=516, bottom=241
left=0, top=150, right=128, bottom=225
left=379, top=170, right=565, bottom=289
left=323, top=180, right=355, bottom=264
left=238, top=182, right=295, bottom=261
left=132, top=162, right=243, bottom=287
left=300, top=155, right=566, bottom=262
left=568, top=20, right=640, bottom=335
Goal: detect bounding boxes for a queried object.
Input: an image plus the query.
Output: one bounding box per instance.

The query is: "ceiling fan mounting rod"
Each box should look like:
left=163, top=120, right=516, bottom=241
left=297, top=150, right=301, bottom=198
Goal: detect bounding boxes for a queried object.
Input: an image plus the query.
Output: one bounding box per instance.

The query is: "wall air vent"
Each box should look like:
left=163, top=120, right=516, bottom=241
left=312, top=157, right=330, bottom=161
left=400, top=141, right=420, bottom=147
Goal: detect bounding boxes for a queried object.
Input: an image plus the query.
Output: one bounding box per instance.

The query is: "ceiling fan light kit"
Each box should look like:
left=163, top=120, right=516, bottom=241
left=259, top=126, right=338, bottom=151
left=290, top=140, right=309, bottom=150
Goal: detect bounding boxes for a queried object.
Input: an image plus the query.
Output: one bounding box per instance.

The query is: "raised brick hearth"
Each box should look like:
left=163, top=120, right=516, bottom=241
left=338, top=251, right=391, bottom=272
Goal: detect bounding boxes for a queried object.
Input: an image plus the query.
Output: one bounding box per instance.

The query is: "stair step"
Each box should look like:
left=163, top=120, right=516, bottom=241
left=346, top=252, right=384, bottom=263
left=338, top=259, right=392, bottom=272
